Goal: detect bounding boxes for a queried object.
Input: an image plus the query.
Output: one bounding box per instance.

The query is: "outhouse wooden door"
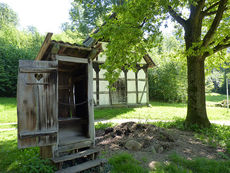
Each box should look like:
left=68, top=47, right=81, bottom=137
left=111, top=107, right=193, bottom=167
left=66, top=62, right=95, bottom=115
left=17, top=60, right=58, bottom=148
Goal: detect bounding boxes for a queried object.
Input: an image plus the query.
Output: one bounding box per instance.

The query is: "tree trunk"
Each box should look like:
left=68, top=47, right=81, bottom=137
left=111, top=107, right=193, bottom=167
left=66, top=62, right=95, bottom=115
left=185, top=56, right=211, bottom=128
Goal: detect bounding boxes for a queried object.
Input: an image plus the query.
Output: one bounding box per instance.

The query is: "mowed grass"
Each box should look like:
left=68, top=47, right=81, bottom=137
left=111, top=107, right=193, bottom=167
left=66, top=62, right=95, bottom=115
left=0, top=97, right=17, bottom=123
left=0, top=93, right=230, bottom=123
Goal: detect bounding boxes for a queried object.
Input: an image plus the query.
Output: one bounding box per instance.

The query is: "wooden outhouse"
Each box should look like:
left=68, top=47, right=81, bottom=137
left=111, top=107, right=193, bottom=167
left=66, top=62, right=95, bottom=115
left=17, top=33, right=105, bottom=172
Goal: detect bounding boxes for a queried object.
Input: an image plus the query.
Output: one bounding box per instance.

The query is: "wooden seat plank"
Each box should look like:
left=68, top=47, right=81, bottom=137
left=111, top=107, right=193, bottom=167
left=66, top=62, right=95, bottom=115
left=52, top=148, right=100, bottom=163
left=55, top=158, right=107, bottom=173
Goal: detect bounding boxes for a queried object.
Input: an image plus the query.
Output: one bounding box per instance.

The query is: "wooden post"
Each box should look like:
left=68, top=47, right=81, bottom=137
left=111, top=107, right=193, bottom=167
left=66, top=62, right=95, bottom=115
left=124, top=70, right=128, bottom=105
left=40, top=146, right=53, bottom=159
left=135, top=70, right=139, bottom=104
left=144, top=68, right=150, bottom=106
left=93, top=63, right=100, bottom=106
left=88, top=60, right=95, bottom=145
left=95, top=66, right=100, bottom=106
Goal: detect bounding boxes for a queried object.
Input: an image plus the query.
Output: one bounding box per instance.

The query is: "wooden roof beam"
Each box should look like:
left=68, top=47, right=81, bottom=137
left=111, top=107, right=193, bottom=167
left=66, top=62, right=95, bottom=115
left=35, top=33, right=53, bottom=60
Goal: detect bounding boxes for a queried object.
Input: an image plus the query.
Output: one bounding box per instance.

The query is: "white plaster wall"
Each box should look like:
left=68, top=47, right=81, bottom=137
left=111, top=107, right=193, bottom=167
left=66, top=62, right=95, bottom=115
left=99, top=81, right=109, bottom=92
left=97, top=42, right=108, bottom=62
left=128, top=93, right=136, bottom=104
left=138, top=69, right=145, bottom=79
left=99, top=69, right=107, bottom=78
left=139, top=93, right=147, bottom=103
left=93, top=94, right=96, bottom=104
left=138, top=81, right=146, bottom=92
left=119, top=71, right=125, bottom=78
left=99, top=94, right=110, bottom=105
left=127, top=81, right=136, bottom=91
left=93, top=70, right=96, bottom=78
left=98, top=53, right=106, bottom=62
left=127, top=70, right=135, bottom=79
left=93, top=80, right=96, bottom=92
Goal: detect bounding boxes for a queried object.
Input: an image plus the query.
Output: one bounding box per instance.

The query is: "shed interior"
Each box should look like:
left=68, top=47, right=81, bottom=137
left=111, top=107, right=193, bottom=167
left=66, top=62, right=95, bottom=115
left=58, top=61, right=89, bottom=145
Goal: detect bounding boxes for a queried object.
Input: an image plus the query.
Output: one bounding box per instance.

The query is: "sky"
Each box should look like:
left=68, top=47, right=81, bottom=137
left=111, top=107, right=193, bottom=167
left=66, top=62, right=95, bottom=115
left=1, top=0, right=73, bottom=34
left=1, top=0, right=175, bottom=35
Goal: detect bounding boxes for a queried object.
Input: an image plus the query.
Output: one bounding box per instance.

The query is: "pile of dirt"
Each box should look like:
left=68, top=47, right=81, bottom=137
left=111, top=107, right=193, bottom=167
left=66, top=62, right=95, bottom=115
left=96, top=122, right=223, bottom=169
left=96, top=122, right=177, bottom=153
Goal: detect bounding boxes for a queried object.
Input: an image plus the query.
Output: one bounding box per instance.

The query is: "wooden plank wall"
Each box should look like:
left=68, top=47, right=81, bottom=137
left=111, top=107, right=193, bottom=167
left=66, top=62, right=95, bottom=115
left=17, top=60, right=58, bottom=148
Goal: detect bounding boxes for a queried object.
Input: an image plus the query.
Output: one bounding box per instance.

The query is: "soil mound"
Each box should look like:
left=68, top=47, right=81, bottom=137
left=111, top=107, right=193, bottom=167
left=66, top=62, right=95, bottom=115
left=96, top=122, right=177, bottom=152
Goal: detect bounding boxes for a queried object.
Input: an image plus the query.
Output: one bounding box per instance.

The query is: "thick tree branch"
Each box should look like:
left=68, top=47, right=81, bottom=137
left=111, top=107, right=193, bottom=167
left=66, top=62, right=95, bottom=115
left=203, top=36, right=230, bottom=58
left=203, top=2, right=220, bottom=14
left=202, top=0, right=228, bottom=47
left=189, top=0, right=205, bottom=20
left=204, top=10, right=217, bottom=16
left=213, top=43, right=230, bottom=52
left=168, top=6, right=186, bottom=28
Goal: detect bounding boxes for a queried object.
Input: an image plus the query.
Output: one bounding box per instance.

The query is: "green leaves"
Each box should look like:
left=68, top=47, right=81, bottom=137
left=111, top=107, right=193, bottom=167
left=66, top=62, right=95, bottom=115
left=0, top=21, right=43, bottom=97
left=0, top=3, right=18, bottom=28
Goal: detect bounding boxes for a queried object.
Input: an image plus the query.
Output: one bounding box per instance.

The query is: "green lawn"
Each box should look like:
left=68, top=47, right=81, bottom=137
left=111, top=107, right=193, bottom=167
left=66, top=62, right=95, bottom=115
left=0, top=94, right=229, bottom=172
left=206, top=92, right=228, bottom=105
left=0, top=97, right=17, bottom=123
left=0, top=93, right=230, bottom=123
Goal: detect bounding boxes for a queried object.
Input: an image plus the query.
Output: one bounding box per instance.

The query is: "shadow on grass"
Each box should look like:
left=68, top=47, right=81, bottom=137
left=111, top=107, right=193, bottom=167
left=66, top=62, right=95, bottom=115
left=0, top=97, right=17, bottom=107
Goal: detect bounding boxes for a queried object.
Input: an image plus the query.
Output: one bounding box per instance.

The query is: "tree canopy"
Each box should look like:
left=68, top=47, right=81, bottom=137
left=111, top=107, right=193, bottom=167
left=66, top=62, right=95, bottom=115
left=69, top=0, right=124, bottom=35
left=71, top=0, right=230, bottom=127
left=0, top=3, right=18, bottom=27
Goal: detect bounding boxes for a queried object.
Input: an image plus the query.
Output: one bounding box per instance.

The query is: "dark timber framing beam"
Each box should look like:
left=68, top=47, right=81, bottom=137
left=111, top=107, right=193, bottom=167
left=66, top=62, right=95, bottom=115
left=135, top=70, right=139, bottom=104
left=124, top=69, right=128, bottom=105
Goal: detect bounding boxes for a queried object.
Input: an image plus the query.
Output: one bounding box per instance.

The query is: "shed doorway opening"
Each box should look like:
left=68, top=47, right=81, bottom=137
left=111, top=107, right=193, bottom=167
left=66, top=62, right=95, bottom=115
left=58, top=61, right=89, bottom=146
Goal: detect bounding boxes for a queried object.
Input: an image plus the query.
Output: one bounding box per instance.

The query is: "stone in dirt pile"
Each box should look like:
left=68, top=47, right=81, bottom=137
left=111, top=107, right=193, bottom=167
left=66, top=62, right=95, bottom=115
left=96, top=122, right=177, bottom=153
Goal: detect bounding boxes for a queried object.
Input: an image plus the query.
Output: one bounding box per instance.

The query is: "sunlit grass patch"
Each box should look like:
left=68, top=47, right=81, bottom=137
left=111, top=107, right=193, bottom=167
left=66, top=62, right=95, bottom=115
left=0, top=93, right=229, bottom=124
left=0, top=97, right=17, bottom=123
left=0, top=123, right=17, bottom=129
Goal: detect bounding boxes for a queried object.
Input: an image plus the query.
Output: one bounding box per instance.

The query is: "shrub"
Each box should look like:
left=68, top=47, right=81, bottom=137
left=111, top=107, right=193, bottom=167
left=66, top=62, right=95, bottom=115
left=148, top=61, right=187, bottom=103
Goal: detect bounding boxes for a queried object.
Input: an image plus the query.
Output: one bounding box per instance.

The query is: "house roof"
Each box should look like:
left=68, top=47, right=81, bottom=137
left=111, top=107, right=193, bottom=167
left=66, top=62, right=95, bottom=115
left=35, top=33, right=98, bottom=61
left=36, top=32, right=155, bottom=68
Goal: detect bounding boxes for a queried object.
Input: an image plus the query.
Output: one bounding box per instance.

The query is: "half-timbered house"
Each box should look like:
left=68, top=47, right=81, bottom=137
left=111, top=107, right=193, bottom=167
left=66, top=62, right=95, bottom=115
left=83, top=39, right=156, bottom=108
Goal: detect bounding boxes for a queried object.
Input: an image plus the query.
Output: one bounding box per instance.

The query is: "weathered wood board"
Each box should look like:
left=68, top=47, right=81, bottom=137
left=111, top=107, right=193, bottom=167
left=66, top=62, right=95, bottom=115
left=17, top=60, right=58, bottom=148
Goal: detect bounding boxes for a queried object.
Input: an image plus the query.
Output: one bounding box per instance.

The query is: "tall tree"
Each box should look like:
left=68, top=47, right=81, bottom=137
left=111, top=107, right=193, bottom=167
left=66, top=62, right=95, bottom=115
left=0, top=3, right=18, bottom=27
left=73, top=0, right=230, bottom=128
left=69, top=0, right=124, bottom=35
